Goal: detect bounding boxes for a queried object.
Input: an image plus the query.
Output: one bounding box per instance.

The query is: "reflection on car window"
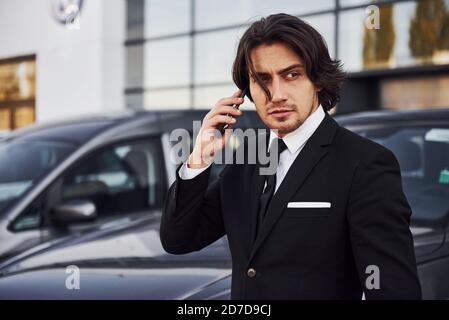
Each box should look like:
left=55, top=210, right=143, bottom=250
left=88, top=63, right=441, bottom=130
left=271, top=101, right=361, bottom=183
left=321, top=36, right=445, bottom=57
left=355, top=126, right=449, bottom=231
left=62, top=139, right=163, bottom=216
left=0, top=140, right=75, bottom=216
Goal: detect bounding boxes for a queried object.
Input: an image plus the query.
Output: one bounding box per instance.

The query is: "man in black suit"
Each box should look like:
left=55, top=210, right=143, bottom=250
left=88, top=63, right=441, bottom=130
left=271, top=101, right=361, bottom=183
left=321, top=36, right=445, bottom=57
left=160, top=13, right=422, bottom=299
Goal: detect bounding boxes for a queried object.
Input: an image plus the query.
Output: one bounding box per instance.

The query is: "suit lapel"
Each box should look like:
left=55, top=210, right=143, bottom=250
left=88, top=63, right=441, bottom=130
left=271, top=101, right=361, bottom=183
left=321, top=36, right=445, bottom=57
left=248, top=114, right=339, bottom=264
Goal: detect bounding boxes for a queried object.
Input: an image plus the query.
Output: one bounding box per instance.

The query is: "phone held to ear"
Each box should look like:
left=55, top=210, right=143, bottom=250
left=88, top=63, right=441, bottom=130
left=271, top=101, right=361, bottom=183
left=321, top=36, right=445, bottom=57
left=218, top=87, right=248, bottom=134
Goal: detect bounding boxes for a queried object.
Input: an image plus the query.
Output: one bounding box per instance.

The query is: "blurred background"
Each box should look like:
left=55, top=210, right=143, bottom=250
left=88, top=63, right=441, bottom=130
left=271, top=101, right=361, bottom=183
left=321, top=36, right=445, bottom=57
left=1, top=0, right=449, bottom=134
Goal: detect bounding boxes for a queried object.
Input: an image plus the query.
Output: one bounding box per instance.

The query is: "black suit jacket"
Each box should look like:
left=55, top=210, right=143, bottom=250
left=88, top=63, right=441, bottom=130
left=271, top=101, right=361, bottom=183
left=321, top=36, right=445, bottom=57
left=160, top=113, right=422, bottom=300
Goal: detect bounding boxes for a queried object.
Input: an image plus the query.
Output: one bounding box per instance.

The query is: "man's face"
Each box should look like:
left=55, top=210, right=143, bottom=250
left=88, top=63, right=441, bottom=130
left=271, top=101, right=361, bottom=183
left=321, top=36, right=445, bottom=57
left=249, top=42, right=320, bottom=137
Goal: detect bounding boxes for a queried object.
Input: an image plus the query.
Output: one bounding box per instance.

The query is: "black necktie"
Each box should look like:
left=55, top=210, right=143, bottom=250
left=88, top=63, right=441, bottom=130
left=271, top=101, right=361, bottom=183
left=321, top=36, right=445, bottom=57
left=256, top=138, right=287, bottom=234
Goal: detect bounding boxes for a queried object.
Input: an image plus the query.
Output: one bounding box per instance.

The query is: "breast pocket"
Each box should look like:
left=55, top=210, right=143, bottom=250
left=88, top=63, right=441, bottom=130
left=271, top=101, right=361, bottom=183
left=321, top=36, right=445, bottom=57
left=283, top=202, right=331, bottom=218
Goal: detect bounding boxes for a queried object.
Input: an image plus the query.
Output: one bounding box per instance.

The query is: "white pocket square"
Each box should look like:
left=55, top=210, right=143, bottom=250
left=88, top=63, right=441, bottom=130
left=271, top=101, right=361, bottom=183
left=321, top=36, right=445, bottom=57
left=287, top=202, right=331, bottom=208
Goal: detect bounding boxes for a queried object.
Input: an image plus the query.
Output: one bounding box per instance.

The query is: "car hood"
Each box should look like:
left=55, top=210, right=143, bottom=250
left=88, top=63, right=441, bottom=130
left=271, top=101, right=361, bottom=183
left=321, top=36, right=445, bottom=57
left=0, top=265, right=231, bottom=300
left=0, top=215, right=232, bottom=299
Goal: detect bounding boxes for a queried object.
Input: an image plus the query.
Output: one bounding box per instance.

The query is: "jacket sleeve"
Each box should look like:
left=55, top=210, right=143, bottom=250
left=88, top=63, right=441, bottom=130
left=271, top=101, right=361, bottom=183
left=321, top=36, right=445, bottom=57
left=347, top=145, right=422, bottom=300
left=159, top=164, right=226, bottom=254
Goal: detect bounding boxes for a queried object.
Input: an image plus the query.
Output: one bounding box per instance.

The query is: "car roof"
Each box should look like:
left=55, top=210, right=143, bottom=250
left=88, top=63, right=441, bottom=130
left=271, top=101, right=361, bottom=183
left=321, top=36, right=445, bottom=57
left=4, top=109, right=264, bottom=145
left=335, top=108, right=449, bottom=126
left=3, top=110, right=152, bottom=144
left=6, top=108, right=449, bottom=144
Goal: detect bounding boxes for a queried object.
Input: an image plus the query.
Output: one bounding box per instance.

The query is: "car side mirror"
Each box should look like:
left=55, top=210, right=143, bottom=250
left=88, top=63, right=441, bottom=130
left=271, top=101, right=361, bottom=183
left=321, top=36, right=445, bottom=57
left=51, top=200, right=97, bottom=224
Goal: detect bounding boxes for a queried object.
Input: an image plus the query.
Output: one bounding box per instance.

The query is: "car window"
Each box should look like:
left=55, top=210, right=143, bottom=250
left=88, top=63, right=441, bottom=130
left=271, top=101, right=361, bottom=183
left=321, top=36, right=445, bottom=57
left=0, top=140, right=75, bottom=217
left=354, top=126, right=449, bottom=232
left=61, top=139, right=165, bottom=217
left=10, top=194, right=45, bottom=231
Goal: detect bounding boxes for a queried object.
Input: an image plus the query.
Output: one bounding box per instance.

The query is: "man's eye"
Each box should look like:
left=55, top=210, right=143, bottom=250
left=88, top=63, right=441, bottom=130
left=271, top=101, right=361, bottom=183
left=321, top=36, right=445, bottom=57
left=286, top=71, right=300, bottom=79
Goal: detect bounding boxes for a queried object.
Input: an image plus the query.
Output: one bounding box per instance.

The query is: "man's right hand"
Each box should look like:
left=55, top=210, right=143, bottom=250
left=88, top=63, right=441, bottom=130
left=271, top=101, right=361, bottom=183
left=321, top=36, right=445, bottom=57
left=187, top=90, right=244, bottom=169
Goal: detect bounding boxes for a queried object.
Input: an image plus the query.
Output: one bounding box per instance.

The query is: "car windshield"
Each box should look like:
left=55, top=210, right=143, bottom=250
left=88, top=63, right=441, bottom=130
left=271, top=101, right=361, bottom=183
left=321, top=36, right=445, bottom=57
left=0, top=139, right=76, bottom=215
left=353, top=125, right=449, bottom=233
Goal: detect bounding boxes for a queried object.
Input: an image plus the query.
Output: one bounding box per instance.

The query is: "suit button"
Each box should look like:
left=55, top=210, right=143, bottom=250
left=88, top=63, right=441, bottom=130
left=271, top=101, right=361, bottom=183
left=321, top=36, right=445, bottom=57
left=247, top=268, right=256, bottom=278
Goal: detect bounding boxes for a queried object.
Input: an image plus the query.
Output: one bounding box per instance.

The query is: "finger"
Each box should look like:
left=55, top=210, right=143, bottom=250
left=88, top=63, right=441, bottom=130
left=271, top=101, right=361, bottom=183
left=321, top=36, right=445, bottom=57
left=205, top=104, right=238, bottom=121
left=206, top=114, right=237, bottom=128
left=204, top=106, right=243, bottom=120
left=204, top=92, right=244, bottom=120
left=209, top=105, right=242, bottom=119
left=217, top=96, right=244, bottom=107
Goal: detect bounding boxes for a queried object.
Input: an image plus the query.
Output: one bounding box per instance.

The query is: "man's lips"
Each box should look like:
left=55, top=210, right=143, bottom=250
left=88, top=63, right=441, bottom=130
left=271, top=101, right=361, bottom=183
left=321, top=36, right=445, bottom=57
left=269, top=108, right=294, bottom=118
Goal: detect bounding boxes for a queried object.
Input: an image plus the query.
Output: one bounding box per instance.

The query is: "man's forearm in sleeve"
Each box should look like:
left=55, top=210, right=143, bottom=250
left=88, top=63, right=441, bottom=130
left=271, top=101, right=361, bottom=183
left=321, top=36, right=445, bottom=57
left=160, top=163, right=225, bottom=254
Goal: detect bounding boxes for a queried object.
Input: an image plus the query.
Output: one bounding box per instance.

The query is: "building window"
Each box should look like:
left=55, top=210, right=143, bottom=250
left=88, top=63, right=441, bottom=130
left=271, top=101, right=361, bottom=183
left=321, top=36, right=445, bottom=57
left=194, top=28, right=240, bottom=85
left=339, top=0, right=449, bottom=72
left=144, top=0, right=191, bottom=37
left=125, top=0, right=449, bottom=112
left=194, top=0, right=335, bottom=31
left=145, top=37, right=191, bottom=88
left=0, top=55, right=36, bottom=132
left=125, top=0, right=337, bottom=110
left=381, top=74, right=449, bottom=110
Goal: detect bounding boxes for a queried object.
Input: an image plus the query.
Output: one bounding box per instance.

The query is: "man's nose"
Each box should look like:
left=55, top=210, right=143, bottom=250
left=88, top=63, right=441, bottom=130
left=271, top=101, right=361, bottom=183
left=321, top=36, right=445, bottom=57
left=270, top=78, right=288, bottom=103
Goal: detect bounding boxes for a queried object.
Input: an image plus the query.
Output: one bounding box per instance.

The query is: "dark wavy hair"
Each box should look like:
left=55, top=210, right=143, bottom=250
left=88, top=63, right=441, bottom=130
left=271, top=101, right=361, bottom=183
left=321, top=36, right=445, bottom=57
left=232, top=13, right=345, bottom=112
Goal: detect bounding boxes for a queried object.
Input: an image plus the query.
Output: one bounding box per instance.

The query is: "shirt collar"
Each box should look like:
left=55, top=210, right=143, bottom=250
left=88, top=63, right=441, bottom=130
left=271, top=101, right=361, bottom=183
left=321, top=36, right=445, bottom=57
left=268, top=105, right=326, bottom=154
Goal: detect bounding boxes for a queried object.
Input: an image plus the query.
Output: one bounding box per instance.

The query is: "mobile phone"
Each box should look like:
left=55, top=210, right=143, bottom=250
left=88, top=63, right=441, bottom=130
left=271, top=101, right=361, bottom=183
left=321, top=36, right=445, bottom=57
left=218, top=87, right=248, bottom=134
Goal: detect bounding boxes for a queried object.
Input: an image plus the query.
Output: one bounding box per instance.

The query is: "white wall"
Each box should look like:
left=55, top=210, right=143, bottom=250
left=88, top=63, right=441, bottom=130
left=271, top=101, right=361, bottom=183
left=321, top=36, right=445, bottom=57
left=0, top=0, right=125, bottom=123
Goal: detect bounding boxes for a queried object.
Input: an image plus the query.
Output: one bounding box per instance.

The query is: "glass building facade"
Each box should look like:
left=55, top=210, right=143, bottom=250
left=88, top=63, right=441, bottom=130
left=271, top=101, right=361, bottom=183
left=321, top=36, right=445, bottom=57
left=125, top=0, right=449, bottom=113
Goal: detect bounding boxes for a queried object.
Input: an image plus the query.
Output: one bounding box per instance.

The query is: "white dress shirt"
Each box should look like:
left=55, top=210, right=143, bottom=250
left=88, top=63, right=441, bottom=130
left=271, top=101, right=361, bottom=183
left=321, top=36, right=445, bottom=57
left=179, top=105, right=326, bottom=194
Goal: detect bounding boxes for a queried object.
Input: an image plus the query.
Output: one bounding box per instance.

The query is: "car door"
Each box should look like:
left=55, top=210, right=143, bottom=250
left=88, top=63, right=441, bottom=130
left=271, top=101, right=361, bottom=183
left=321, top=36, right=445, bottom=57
left=61, top=137, right=165, bottom=221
